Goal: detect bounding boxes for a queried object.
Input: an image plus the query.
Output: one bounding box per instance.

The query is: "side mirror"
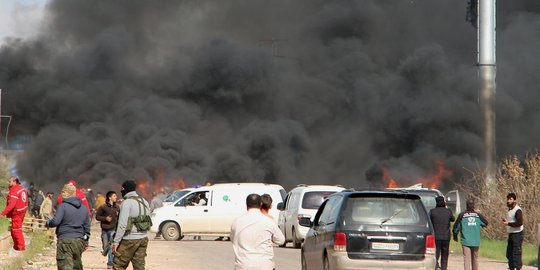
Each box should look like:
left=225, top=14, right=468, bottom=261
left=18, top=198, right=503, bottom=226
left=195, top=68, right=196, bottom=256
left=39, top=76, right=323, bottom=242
left=277, top=202, right=284, bottom=211
left=298, top=217, right=312, bottom=227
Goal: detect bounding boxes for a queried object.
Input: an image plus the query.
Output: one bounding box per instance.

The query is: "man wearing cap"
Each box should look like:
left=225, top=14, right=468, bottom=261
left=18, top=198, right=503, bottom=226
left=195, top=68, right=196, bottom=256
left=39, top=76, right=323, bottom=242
left=57, top=180, right=92, bottom=217
left=0, top=176, right=28, bottom=252
left=453, top=199, right=488, bottom=270
left=112, top=180, right=150, bottom=270
left=429, top=196, right=455, bottom=270
left=46, top=184, right=91, bottom=270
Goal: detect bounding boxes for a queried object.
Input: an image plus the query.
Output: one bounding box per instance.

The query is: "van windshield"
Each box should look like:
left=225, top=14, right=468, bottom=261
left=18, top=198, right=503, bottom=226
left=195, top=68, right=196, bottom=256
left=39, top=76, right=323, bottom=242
left=302, top=191, right=335, bottom=209
left=164, top=190, right=191, bottom=203
left=341, top=197, right=427, bottom=227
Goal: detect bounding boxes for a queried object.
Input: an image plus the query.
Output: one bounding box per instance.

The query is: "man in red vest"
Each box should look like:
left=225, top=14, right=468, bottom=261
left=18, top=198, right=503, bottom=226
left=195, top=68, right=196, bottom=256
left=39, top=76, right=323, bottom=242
left=1, top=176, right=28, bottom=251
left=57, top=180, right=91, bottom=217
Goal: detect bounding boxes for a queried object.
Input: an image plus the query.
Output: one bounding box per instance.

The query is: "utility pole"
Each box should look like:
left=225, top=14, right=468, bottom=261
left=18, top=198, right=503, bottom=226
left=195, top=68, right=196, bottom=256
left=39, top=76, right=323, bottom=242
left=478, top=0, right=497, bottom=186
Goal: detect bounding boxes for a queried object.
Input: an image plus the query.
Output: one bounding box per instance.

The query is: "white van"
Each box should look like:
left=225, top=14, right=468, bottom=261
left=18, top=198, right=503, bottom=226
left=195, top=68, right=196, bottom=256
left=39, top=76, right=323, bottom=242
left=277, top=184, right=345, bottom=248
left=151, top=183, right=286, bottom=241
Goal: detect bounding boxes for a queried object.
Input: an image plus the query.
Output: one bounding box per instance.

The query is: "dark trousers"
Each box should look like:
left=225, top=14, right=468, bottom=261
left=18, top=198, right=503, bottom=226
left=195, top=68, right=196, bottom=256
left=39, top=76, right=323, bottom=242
left=507, top=231, right=523, bottom=270
left=113, top=238, right=148, bottom=270
left=435, top=240, right=450, bottom=270
left=57, top=238, right=84, bottom=270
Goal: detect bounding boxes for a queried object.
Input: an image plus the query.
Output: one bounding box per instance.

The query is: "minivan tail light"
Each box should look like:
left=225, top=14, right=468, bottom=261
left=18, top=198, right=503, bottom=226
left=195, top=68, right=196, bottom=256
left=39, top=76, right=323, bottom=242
left=297, top=214, right=311, bottom=220
left=425, top=234, right=435, bottom=254
left=333, top=232, right=347, bottom=252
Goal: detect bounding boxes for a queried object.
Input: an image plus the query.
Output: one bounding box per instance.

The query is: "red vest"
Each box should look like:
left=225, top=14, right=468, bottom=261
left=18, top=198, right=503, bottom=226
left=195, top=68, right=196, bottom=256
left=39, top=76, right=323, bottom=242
left=2, top=184, right=28, bottom=217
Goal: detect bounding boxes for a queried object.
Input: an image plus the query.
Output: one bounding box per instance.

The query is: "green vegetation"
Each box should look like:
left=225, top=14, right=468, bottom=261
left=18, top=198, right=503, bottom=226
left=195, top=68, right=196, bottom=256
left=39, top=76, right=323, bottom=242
left=4, top=232, right=52, bottom=270
left=450, top=237, right=537, bottom=266
left=0, top=198, right=8, bottom=233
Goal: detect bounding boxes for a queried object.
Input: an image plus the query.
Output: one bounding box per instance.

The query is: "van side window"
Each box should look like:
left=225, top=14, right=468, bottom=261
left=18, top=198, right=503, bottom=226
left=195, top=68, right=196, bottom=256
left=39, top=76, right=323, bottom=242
left=318, top=197, right=341, bottom=225
left=313, top=200, right=328, bottom=227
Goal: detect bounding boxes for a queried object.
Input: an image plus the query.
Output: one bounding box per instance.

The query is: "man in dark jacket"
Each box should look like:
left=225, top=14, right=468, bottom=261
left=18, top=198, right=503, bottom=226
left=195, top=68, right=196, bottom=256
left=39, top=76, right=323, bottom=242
left=46, top=184, right=91, bottom=270
left=96, top=191, right=119, bottom=269
left=429, top=196, right=455, bottom=270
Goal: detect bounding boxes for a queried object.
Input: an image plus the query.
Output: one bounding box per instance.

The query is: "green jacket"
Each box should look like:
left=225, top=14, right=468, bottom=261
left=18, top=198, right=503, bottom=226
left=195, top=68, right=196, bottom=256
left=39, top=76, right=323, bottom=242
left=452, top=210, right=488, bottom=247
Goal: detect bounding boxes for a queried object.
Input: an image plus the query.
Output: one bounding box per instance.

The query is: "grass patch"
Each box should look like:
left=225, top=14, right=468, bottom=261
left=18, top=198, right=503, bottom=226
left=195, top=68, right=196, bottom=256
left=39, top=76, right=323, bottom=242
left=4, top=232, right=52, bottom=270
left=0, top=198, right=9, bottom=233
left=450, top=237, right=537, bottom=266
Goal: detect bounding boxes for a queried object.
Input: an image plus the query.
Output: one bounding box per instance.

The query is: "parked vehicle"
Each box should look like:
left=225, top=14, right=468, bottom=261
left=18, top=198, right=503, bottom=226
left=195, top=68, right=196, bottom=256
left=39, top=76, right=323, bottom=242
left=388, top=184, right=462, bottom=214
left=277, top=185, right=345, bottom=248
left=301, top=190, right=436, bottom=270
left=151, top=183, right=286, bottom=241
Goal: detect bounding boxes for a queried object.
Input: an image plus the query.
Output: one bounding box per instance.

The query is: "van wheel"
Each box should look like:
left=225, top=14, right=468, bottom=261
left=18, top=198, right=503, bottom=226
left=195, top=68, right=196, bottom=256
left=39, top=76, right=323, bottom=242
left=292, top=228, right=301, bottom=249
left=161, top=222, right=181, bottom=241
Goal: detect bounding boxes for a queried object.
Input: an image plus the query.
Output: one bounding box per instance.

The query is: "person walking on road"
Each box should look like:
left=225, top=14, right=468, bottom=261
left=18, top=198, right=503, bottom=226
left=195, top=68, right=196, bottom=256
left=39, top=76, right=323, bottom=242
left=112, top=180, right=151, bottom=270
left=504, top=192, right=524, bottom=270
left=430, top=196, right=455, bottom=270
left=46, top=184, right=91, bottom=270
left=230, top=193, right=285, bottom=270
left=0, top=176, right=28, bottom=252
left=453, top=199, right=488, bottom=270
left=96, top=191, right=120, bottom=269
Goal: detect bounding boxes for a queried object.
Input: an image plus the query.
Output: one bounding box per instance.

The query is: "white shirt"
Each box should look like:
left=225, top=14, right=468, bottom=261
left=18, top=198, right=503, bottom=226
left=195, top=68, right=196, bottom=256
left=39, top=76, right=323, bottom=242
left=230, top=208, right=285, bottom=270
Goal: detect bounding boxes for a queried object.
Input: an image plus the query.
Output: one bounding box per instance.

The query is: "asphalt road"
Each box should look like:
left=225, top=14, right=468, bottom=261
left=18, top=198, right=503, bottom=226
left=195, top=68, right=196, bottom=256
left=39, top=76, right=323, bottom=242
left=41, top=230, right=536, bottom=270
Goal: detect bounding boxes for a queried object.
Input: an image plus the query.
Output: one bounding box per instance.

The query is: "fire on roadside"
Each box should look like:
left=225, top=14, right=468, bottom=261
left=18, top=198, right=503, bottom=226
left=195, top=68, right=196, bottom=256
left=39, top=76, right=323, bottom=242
left=134, top=177, right=186, bottom=199
left=382, top=159, right=452, bottom=189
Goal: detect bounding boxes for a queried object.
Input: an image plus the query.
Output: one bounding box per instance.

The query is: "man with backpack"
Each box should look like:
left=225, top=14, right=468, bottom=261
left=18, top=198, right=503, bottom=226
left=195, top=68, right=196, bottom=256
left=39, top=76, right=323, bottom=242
left=112, top=180, right=151, bottom=270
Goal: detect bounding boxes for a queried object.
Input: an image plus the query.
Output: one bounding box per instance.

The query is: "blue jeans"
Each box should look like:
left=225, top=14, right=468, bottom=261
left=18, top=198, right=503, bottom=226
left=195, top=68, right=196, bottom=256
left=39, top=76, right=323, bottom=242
left=101, top=229, right=115, bottom=266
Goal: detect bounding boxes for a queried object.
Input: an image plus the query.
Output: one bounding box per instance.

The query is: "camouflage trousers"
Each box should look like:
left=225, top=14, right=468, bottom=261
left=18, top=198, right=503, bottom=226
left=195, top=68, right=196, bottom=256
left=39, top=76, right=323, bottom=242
left=56, top=238, right=84, bottom=270
left=113, top=238, right=148, bottom=270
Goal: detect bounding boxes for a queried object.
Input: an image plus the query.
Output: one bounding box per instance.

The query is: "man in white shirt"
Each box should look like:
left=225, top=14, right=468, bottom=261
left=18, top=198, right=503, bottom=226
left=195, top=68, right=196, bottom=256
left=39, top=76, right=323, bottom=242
left=230, top=194, right=285, bottom=270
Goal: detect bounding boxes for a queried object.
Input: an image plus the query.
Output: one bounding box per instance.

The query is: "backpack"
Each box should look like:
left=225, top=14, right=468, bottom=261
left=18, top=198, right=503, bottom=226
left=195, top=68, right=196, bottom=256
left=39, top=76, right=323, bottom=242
left=126, top=196, right=153, bottom=232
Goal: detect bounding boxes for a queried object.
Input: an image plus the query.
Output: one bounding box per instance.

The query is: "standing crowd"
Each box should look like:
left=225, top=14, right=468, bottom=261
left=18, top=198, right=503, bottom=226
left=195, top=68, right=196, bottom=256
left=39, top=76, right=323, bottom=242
left=1, top=177, right=151, bottom=270
left=430, top=192, right=525, bottom=270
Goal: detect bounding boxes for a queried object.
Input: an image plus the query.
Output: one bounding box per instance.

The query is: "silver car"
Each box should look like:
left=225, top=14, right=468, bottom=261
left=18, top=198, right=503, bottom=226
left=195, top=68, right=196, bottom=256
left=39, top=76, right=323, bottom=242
left=300, top=190, right=436, bottom=270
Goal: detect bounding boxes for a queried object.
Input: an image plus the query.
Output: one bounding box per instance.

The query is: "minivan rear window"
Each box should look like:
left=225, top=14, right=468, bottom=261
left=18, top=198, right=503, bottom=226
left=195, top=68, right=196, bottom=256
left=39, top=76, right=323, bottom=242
left=342, top=197, right=427, bottom=226
left=302, top=191, right=335, bottom=209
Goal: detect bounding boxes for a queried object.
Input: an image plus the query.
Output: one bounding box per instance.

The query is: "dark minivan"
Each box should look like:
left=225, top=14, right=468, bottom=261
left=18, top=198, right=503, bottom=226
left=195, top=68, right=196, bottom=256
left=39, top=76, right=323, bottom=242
left=301, top=190, right=436, bottom=270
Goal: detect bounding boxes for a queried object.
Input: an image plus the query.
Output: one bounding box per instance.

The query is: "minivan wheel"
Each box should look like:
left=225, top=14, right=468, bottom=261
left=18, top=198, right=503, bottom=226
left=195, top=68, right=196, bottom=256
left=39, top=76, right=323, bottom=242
left=323, top=255, right=330, bottom=270
left=161, top=222, right=181, bottom=241
left=301, top=251, right=307, bottom=270
left=292, top=228, right=301, bottom=248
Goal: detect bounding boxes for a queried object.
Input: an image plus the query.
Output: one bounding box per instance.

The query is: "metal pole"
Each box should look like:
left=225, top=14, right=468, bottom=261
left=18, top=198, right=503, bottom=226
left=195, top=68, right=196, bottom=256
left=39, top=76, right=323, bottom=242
left=478, top=0, right=497, bottom=186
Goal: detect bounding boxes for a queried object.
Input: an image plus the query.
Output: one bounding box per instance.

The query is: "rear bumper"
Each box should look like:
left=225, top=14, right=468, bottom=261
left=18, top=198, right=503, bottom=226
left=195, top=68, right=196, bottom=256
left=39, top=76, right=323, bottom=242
left=329, top=251, right=436, bottom=270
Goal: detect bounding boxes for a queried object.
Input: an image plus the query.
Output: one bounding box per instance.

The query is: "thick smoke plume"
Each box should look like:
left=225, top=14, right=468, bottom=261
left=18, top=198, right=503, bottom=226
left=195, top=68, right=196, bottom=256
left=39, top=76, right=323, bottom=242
left=1, top=0, right=540, bottom=191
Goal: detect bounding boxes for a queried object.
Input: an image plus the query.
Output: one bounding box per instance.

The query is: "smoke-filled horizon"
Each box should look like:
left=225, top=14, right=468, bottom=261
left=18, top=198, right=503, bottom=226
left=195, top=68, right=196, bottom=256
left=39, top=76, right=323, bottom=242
left=1, top=0, right=540, bottom=192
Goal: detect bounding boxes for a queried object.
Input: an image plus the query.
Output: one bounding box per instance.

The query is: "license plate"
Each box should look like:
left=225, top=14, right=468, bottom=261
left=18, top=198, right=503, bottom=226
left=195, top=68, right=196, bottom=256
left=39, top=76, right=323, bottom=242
left=371, top=242, right=400, bottom=251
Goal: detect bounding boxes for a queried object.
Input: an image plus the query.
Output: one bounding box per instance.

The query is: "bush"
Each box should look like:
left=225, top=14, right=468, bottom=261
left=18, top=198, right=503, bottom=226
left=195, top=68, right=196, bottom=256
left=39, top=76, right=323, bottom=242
left=463, top=152, right=540, bottom=244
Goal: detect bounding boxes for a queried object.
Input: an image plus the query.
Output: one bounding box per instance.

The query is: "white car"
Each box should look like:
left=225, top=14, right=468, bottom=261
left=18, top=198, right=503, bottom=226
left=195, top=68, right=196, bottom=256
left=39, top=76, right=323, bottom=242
left=277, top=184, right=344, bottom=248
left=151, top=183, right=286, bottom=241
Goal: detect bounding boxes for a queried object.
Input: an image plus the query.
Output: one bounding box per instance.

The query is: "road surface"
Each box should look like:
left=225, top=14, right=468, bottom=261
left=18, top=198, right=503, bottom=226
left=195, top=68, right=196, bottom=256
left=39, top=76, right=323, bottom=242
left=39, top=230, right=535, bottom=270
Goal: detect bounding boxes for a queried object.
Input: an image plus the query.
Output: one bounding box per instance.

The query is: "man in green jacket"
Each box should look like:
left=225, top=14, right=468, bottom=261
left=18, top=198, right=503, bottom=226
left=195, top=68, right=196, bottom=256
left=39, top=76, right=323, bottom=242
left=453, top=199, right=489, bottom=270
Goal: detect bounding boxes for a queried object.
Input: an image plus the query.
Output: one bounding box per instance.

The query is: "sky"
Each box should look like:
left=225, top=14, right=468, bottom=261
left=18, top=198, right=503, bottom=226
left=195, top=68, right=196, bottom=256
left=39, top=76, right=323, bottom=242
left=0, top=0, right=46, bottom=43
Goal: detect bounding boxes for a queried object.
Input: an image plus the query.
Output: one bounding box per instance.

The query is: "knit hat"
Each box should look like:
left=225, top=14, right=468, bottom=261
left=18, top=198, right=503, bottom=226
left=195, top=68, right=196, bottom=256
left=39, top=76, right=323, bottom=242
left=121, top=180, right=137, bottom=197
left=62, top=184, right=76, bottom=198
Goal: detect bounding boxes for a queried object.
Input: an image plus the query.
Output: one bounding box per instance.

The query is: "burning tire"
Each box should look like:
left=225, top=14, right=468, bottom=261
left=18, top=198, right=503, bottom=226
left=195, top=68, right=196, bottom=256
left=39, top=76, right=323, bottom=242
left=161, top=221, right=181, bottom=241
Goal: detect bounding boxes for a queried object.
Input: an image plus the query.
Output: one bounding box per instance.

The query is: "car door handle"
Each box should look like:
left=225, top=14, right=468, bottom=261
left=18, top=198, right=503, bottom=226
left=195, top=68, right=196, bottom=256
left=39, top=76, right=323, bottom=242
left=204, top=209, right=208, bottom=212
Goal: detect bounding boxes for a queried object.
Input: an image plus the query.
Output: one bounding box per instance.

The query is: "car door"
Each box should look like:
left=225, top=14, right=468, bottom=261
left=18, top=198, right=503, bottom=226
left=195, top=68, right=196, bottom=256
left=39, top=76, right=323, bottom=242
left=175, top=191, right=211, bottom=233
left=284, top=193, right=299, bottom=240
left=445, top=190, right=461, bottom=214
left=302, top=201, right=327, bottom=270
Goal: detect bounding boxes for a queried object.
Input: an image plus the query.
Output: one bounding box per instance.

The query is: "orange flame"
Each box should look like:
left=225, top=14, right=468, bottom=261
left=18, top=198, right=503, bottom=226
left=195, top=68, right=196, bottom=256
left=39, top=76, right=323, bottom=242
left=382, top=159, right=452, bottom=189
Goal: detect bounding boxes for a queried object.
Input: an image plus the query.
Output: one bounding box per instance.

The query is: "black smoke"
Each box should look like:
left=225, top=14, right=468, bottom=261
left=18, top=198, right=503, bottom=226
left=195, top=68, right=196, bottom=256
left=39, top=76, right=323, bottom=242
left=1, top=0, right=540, bottom=191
